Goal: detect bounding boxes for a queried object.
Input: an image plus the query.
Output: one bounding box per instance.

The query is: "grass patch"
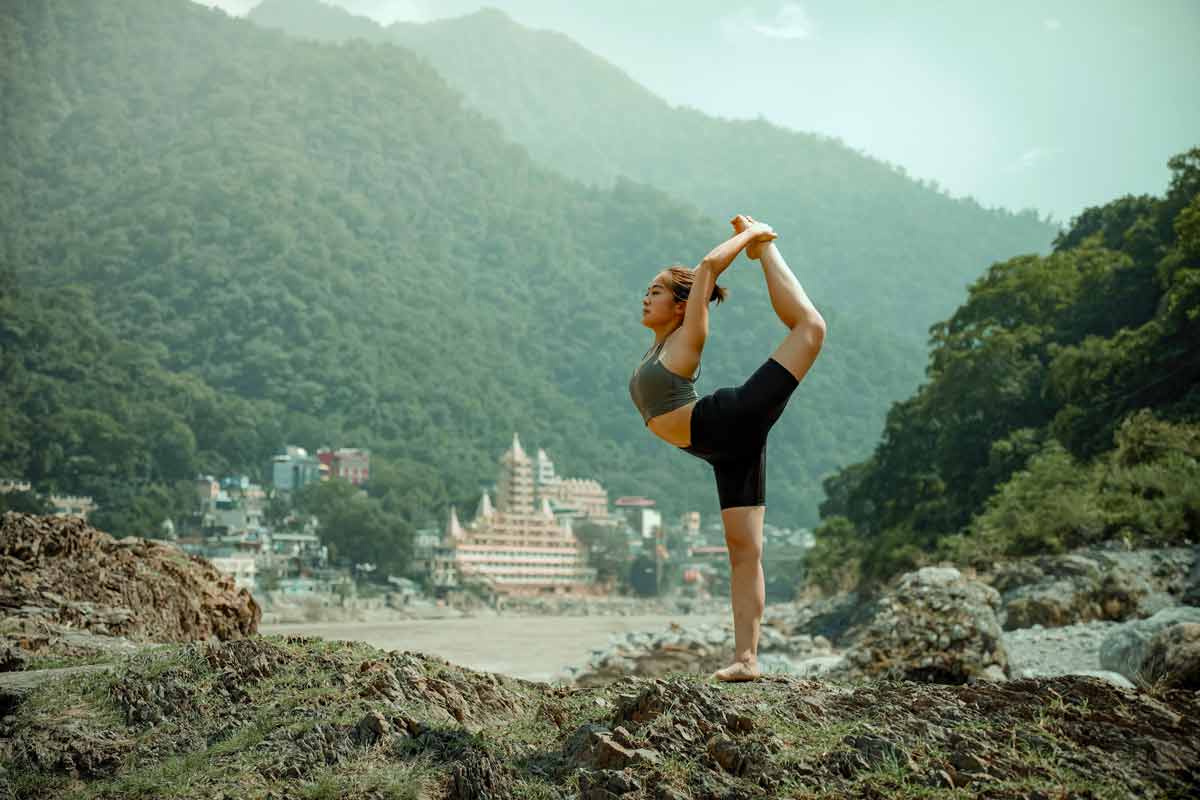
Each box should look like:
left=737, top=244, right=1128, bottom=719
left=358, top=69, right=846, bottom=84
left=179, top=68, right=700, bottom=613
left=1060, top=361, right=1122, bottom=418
left=4, top=772, right=77, bottom=800
left=298, top=757, right=436, bottom=800
left=24, top=653, right=118, bottom=671
left=20, top=669, right=124, bottom=730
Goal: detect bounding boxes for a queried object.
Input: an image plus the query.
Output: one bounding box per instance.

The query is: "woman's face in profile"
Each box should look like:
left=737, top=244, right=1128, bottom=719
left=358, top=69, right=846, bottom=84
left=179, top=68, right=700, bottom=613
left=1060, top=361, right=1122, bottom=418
left=642, top=271, right=682, bottom=328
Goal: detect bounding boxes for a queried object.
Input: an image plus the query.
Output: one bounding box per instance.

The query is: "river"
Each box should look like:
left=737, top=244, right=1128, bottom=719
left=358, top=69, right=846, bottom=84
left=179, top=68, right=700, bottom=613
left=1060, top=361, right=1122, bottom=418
left=262, top=612, right=730, bottom=682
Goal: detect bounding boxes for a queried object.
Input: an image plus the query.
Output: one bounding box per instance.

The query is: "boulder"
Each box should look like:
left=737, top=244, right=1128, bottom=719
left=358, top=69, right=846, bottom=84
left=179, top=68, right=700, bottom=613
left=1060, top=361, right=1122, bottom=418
left=1140, top=622, right=1200, bottom=690
left=1099, top=606, right=1200, bottom=681
left=989, top=560, right=1046, bottom=594
left=1183, top=549, right=1200, bottom=606
left=840, top=567, right=1008, bottom=684
left=789, top=655, right=846, bottom=678
left=1003, top=579, right=1101, bottom=630
left=1001, top=565, right=1158, bottom=631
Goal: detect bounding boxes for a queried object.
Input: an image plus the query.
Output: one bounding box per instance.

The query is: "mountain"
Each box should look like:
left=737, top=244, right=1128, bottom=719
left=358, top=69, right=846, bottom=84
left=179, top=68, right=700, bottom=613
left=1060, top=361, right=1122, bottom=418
left=2, top=0, right=922, bottom=528
left=249, top=0, right=1059, bottom=352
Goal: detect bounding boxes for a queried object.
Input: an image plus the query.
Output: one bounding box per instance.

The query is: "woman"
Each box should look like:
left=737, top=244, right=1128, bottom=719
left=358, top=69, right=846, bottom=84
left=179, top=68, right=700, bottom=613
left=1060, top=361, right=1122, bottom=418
left=628, top=214, right=826, bottom=682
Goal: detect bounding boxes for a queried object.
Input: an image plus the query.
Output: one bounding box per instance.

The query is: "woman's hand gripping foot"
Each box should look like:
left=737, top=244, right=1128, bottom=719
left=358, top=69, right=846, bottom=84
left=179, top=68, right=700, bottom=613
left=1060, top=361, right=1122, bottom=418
left=730, top=214, right=776, bottom=260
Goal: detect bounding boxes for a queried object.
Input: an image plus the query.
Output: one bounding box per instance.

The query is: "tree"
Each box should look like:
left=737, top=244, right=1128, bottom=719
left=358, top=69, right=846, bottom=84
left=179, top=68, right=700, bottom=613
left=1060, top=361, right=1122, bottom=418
left=574, top=521, right=631, bottom=588
left=629, top=554, right=658, bottom=597
left=0, top=490, right=50, bottom=515
left=294, top=479, right=413, bottom=577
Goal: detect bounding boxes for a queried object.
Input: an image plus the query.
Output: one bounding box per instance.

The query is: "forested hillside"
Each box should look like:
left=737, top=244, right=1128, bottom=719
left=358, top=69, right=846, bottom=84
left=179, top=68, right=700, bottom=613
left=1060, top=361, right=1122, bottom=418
left=249, top=0, right=1058, bottom=354
left=2, top=0, right=924, bottom=533
left=808, top=150, right=1200, bottom=590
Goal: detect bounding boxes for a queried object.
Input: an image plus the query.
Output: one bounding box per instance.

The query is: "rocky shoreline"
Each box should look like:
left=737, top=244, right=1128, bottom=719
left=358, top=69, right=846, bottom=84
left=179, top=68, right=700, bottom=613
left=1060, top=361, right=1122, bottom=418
left=561, top=548, right=1200, bottom=692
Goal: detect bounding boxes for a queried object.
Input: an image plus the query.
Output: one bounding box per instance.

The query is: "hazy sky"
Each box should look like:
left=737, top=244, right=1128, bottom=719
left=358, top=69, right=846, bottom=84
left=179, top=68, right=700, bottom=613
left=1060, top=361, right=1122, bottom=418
left=200, top=0, right=1199, bottom=224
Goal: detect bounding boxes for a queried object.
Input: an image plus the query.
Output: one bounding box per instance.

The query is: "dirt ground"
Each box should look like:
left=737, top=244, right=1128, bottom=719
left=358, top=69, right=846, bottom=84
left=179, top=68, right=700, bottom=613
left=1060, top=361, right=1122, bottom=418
left=261, top=613, right=730, bottom=682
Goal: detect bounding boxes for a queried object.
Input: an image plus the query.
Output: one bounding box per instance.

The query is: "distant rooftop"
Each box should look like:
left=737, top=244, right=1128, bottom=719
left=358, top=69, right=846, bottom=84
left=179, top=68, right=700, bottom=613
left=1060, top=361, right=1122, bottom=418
left=615, top=496, right=656, bottom=507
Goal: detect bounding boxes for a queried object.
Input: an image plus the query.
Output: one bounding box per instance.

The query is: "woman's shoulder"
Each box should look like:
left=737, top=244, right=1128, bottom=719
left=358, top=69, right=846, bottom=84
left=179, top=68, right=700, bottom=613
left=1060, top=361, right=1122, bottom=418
left=659, top=334, right=701, bottom=380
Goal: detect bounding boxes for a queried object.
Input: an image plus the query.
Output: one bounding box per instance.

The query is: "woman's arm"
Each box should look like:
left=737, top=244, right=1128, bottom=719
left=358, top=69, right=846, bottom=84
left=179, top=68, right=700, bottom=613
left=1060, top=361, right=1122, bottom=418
left=665, top=225, right=776, bottom=375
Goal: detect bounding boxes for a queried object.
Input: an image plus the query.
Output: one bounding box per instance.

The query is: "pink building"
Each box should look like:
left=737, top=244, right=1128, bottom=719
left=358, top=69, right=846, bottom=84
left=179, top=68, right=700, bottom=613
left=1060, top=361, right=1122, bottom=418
left=317, top=448, right=370, bottom=486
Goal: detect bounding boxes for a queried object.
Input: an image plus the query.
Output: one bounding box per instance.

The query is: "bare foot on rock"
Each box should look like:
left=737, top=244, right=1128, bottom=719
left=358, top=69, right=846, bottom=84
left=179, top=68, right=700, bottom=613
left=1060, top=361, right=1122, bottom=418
left=711, top=660, right=761, bottom=682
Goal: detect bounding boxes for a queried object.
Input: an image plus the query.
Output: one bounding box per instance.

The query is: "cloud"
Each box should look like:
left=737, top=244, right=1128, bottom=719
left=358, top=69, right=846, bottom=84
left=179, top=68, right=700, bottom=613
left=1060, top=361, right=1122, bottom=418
left=720, top=3, right=814, bottom=41
left=1007, top=146, right=1062, bottom=172
left=1043, top=18, right=1062, bottom=31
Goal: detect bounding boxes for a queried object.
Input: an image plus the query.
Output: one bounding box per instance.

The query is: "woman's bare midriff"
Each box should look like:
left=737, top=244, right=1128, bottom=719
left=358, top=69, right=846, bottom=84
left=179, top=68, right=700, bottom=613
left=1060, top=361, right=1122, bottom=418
left=646, top=400, right=697, bottom=448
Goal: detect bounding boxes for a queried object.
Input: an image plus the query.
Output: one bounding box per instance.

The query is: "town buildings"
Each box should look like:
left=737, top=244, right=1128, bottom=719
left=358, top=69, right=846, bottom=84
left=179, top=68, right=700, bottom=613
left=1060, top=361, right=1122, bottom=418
left=0, top=479, right=98, bottom=520
left=616, top=496, right=662, bottom=539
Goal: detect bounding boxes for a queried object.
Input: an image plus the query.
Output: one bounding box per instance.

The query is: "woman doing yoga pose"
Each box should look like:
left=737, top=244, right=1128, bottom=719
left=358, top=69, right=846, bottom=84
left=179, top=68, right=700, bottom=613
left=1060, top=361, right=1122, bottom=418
left=629, top=214, right=826, bottom=682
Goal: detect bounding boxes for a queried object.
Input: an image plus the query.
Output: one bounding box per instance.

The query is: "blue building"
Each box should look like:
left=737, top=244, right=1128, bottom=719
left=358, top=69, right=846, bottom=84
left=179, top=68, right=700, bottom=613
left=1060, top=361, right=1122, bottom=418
left=270, top=446, right=324, bottom=492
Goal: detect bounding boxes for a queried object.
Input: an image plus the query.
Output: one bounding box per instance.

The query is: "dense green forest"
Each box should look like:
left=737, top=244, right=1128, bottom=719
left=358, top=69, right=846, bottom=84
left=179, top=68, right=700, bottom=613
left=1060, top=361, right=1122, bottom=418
left=807, top=149, right=1200, bottom=590
left=3, top=0, right=947, bottom=538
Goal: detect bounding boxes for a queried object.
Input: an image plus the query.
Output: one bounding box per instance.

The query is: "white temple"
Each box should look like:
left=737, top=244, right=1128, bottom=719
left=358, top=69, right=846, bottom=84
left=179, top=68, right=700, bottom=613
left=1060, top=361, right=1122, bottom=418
left=432, top=433, right=598, bottom=595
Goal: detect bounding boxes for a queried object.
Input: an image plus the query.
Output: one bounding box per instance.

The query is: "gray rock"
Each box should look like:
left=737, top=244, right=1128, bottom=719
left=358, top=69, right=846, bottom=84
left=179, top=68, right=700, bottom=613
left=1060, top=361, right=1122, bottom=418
left=839, top=567, right=1007, bottom=683
left=1039, top=554, right=1101, bottom=579
left=910, top=567, right=963, bottom=587
left=978, top=665, right=1007, bottom=682
left=1184, top=549, right=1200, bottom=605
left=1099, top=606, right=1200, bottom=680
left=791, top=655, right=846, bottom=678
left=1140, top=622, right=1200, bottom=689
left=1138, top=591, right=1176, bottom=617
left=1003, top=578, right=1100, bottom=630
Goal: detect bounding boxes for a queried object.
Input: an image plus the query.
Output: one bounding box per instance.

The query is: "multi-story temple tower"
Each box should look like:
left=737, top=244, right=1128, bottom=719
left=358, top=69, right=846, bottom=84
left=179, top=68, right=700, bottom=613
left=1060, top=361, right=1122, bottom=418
left=432, top=433, right=598, bottom=596
left=495, top=433, right=535, bottom=514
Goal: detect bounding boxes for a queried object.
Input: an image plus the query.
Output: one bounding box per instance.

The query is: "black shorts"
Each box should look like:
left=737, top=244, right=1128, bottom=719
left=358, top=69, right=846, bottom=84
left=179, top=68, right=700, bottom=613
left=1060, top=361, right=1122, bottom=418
left=680, top=358, right=799, bottom=509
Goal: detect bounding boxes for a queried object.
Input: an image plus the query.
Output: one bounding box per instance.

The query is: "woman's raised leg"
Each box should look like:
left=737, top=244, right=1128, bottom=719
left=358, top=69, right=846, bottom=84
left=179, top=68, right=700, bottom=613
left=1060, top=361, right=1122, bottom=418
left=759, top=242, right=826, bottom=383
left=712, top=505, right=766, bottom=681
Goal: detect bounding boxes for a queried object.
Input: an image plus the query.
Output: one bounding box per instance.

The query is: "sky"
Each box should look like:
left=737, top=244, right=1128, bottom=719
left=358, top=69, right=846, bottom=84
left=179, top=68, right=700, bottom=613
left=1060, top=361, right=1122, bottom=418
left=199, top=0, right=1200, bottom=224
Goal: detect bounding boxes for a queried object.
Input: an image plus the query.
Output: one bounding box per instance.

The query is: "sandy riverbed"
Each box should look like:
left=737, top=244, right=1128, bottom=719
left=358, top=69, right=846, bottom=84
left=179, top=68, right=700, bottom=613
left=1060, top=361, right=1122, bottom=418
left=262, top=612, right=730, bottom=683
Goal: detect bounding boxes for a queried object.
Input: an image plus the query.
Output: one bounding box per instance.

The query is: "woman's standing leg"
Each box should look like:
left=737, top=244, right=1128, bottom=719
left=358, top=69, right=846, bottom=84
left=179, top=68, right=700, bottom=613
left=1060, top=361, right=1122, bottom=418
left=712, top=505, right=766, bottom=681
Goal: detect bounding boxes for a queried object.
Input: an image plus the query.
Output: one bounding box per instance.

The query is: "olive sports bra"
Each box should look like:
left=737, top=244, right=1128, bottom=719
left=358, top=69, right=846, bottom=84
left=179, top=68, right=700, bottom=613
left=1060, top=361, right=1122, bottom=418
left=628, top=340, right=700, bottom=424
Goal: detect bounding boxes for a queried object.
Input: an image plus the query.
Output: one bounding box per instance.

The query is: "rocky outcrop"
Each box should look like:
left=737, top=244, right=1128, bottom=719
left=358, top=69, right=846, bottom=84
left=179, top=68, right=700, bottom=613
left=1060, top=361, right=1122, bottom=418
left=0, top=512, right=259, bottom=654
left=837, top=567, right=1008, bottom=683
left=994, top=548, right=1191, bottom=630
left=1099, top=606, right=1200, bottom=682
